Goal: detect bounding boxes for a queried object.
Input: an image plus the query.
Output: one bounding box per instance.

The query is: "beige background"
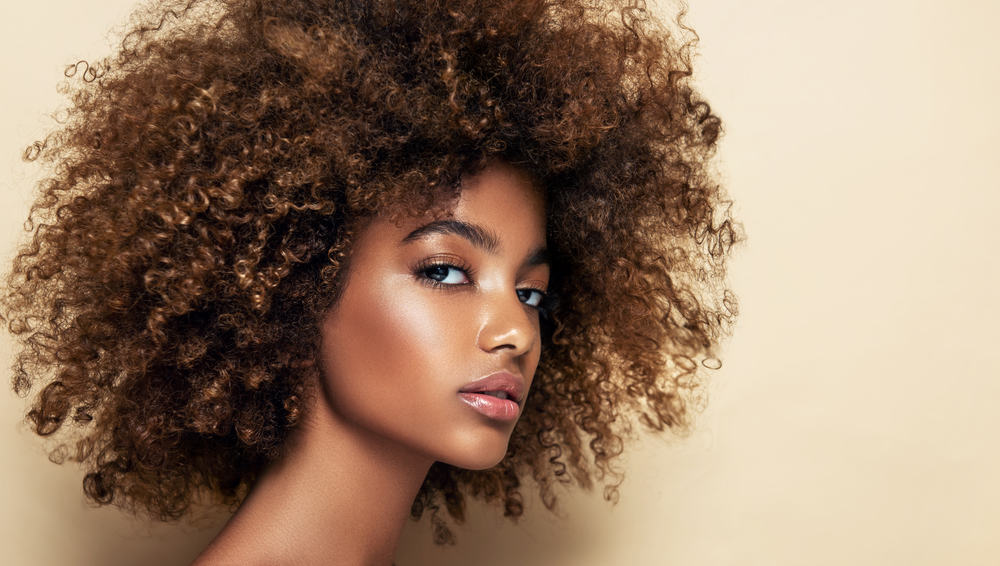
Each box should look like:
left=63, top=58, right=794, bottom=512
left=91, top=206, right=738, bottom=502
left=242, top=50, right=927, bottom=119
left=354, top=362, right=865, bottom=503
left=2, top=1, right=998, bottom=564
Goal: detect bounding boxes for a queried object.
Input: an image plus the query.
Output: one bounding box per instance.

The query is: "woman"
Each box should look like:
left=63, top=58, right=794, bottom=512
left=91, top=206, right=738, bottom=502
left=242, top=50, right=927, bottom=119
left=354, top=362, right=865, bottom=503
left=1, top=0, right=738, bottom=563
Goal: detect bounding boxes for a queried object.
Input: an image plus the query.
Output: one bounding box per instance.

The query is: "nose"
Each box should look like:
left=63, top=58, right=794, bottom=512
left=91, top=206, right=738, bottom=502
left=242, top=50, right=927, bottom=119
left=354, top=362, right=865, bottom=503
left=476, top=288, right=537, bottom=356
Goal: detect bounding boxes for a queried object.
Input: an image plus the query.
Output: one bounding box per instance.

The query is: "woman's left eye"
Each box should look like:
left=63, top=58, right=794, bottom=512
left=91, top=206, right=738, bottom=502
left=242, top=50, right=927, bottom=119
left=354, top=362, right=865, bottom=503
left=517, top=288, right=546, bottom=308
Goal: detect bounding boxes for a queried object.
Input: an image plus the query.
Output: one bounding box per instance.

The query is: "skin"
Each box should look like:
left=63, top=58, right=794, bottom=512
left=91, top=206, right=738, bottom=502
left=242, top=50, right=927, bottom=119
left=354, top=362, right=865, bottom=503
left=192, top=162, right=550, bottom=565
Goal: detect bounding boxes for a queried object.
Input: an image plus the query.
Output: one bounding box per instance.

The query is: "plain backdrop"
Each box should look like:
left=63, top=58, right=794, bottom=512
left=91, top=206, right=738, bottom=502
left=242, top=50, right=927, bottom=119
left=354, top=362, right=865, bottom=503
left=2, top=1, right=998, bottom=565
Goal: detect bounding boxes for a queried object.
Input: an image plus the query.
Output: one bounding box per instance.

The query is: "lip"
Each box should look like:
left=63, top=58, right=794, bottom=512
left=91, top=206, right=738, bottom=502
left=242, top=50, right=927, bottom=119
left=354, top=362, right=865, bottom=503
left=457, top=371, right=526, bottom=422
left=459, top=371, right=526, bottom=404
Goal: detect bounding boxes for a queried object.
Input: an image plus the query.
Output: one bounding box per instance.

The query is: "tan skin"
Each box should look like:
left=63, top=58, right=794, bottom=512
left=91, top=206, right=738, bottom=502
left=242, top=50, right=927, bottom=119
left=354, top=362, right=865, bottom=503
left=192, top=162, right=550, bottom=565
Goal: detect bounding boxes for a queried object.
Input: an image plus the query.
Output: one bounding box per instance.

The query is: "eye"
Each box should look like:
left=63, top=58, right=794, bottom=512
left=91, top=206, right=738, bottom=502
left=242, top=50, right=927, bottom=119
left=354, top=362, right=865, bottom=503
left=517, top=288, right=547, bottom=308
left=416, top=262, right=472, bottom=286
left=413, top=254, right=478, bottom=290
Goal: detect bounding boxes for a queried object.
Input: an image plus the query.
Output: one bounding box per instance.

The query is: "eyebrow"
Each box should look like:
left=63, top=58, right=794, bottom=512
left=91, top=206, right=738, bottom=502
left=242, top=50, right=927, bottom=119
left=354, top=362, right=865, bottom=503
left=401, top=219, right=550, bottom=267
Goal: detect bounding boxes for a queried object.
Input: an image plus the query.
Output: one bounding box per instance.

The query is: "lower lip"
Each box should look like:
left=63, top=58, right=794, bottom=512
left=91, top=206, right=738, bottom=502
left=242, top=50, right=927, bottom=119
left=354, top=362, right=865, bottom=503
left=458, top=393, right=520, bottom=421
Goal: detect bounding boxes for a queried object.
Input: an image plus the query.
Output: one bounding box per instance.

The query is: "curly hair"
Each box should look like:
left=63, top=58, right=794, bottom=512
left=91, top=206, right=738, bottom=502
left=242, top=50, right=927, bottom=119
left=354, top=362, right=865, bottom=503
left=1, top=0, right=738, bottom=544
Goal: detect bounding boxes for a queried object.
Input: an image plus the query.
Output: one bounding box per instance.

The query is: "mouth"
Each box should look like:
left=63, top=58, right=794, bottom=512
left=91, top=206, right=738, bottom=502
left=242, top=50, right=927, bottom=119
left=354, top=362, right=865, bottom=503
left=457, top=391, right=521, bottom=421
left=475, top=390, right=515, bottom=401
left=458, top=371, right=525, bottom=405
left=457, top=371, right=526, bottom=421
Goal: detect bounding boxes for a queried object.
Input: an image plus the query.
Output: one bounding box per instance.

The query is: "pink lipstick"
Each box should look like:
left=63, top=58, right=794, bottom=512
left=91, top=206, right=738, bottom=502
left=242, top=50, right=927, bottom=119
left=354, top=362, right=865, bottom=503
left=458, top=371, right=525, bottom=421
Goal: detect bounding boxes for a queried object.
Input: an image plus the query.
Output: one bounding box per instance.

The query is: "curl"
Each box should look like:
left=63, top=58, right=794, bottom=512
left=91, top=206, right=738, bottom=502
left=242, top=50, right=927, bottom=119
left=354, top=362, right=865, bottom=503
left=1, top=0, right=739, bottom=542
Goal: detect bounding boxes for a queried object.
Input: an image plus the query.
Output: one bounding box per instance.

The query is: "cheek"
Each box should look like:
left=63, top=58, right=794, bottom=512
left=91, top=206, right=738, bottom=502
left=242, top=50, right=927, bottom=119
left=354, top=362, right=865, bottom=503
left=379, top=288, right=457, bottom=357
left=319, top=280, right=466, bottom=417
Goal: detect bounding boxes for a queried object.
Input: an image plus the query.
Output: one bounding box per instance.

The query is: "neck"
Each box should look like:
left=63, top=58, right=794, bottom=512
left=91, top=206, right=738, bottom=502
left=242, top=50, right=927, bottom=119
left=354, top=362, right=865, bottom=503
left=194, top=396, right=434, bottom=566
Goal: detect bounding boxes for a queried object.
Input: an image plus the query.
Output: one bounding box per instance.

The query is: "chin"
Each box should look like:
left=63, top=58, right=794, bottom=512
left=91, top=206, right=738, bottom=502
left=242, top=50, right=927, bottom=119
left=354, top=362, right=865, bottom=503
left=438, top=432, right=512, bottom=470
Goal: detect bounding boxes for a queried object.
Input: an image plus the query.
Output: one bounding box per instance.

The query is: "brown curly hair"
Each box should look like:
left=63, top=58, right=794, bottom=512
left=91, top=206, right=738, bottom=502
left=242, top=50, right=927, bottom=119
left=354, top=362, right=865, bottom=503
left=1, top=0, right=738, bottom=544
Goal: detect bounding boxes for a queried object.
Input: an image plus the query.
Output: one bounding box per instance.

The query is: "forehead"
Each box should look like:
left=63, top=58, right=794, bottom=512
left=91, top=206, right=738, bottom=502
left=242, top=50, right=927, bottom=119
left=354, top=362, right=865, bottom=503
left=368, top=162, right=547, bottom=249
left=448, top=163, right=546, bottom=232
left=337, top=163, right=550, bottom=292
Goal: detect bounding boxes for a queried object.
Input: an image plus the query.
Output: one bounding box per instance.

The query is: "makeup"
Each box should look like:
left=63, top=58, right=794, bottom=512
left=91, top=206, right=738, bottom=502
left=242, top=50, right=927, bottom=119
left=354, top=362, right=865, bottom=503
left=458, top=371, right=525, bottom=421
left=318, top=162, right=548, bottom=470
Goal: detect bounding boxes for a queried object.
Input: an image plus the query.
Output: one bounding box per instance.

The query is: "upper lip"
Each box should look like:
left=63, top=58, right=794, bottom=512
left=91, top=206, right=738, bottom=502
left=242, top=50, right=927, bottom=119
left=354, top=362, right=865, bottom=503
left=458, top=371, right=526, bottom=405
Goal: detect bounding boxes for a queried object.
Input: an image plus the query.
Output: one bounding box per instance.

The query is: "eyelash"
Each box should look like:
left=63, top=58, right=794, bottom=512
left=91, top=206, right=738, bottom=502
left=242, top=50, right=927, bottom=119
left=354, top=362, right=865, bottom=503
left=413, top=258, right=551, bottom=312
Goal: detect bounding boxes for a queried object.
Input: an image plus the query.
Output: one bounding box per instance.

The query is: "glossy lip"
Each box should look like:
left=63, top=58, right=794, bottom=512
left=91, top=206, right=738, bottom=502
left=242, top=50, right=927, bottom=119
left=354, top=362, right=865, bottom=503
left=458, top=371, right=526, bottom=406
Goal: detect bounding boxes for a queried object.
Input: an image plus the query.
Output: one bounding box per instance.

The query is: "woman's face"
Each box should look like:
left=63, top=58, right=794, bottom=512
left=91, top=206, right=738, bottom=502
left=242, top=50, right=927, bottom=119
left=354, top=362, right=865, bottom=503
left=317, top=162, right=549, bottom=469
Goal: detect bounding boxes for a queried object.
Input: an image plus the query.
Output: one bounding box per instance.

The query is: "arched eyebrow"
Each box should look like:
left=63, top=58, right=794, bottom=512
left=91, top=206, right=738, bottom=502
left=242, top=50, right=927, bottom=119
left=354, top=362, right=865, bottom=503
left=401, top=219, right=549, bottom=267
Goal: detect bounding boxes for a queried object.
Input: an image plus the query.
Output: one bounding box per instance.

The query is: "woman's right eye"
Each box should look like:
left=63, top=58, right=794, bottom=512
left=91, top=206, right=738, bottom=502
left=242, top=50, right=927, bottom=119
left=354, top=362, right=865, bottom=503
left=420, top=264, right=471, bottom=285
